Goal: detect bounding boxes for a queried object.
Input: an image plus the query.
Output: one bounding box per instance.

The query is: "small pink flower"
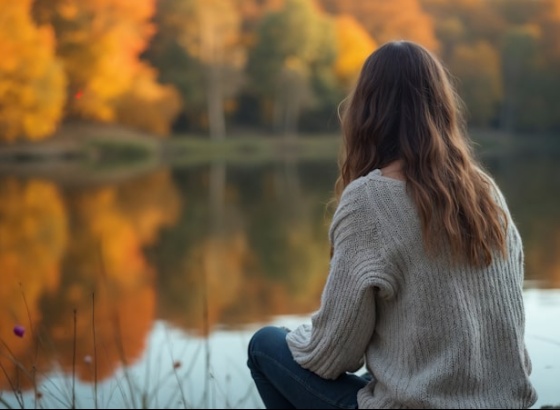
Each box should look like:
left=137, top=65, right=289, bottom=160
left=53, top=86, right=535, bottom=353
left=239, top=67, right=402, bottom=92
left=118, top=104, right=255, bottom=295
left=13, top=325, right=25, bottom=338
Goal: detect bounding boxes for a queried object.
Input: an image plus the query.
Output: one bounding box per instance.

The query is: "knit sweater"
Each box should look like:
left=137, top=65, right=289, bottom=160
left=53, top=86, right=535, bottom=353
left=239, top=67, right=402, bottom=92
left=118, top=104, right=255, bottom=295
left=286, top=169, right=538, bottom=409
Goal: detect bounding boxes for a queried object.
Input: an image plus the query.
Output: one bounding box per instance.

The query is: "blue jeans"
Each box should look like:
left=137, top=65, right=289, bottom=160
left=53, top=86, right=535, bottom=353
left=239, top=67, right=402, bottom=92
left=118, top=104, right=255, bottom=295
left=247, top=326, right=369, bottom=409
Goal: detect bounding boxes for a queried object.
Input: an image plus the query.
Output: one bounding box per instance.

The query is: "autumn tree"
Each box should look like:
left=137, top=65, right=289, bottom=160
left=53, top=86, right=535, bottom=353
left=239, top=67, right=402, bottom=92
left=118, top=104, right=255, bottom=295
left=421, top=0, right=506, bottom=61
left=0, top=0, right=66, bottom=142
left=146, top=0, right=245, bottom=140
left=499, top=26, right=541, bottom=132
left=237, top=0, right=285, bottom=45
left=32, top=0, right=180, bottom=135
left=493, top=0, right=560, bottom=131
left=246, top=0, right=337, bottom=137
left=529, top=0, right=560, bottom=130
left=319, top=0, right=439, bottom=51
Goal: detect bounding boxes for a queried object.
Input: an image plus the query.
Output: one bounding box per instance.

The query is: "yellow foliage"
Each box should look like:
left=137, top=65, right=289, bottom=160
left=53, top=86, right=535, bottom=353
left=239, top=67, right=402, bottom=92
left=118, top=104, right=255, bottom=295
left=334, top=15, right=377, bottom=88
left=0, top=0, right=66, bottom=142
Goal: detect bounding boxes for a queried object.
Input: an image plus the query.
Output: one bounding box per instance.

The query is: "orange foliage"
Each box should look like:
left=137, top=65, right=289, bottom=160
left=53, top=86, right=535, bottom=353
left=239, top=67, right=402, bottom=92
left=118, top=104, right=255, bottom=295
left=114, top=64, right=182, bottom=136
left=32, top=0, right=180, bottom=131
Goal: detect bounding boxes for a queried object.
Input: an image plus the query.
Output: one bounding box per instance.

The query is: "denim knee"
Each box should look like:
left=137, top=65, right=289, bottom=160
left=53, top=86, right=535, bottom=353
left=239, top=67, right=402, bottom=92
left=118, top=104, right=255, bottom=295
left=247, top=326, right=287, bottom=371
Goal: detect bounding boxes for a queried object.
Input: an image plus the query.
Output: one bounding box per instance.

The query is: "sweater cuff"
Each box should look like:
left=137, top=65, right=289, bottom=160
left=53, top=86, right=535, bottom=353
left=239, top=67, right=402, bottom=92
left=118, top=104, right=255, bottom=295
left=285, top=323, right=313, bottom=365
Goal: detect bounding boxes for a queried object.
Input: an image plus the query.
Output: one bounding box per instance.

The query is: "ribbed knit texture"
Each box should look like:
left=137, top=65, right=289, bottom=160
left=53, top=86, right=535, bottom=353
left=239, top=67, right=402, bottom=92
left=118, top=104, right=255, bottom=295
left=286, top=169, right=538, bottom=409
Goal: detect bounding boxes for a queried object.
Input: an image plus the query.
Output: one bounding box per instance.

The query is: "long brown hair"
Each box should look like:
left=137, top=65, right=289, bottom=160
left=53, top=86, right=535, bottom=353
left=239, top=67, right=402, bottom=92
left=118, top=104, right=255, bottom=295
left=334, top=40, right=507, bottom=268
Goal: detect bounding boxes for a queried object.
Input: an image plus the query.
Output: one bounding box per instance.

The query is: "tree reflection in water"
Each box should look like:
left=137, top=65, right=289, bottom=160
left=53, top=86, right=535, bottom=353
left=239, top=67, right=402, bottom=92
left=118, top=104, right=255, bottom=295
left=1, top=150, right=559, bottom=406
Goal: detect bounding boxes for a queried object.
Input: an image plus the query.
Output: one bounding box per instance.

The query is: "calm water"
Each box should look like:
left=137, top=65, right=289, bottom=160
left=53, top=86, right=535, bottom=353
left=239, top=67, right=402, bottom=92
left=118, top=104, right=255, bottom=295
left=1, top=143, right=559, bottom=408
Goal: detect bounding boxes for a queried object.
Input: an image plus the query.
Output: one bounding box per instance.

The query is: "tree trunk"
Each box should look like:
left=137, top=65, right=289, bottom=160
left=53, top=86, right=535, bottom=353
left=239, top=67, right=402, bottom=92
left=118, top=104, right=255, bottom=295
left=207, top=65, right=226, bottom=141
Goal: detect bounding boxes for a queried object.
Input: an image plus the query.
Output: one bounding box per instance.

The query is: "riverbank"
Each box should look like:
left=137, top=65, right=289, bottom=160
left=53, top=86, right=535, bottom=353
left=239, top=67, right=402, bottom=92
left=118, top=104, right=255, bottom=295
left=0, top=123, right=342, bottom=164
left=0, top=123, right=342, bottom=185
left=0, top=123, right=557, bottom=186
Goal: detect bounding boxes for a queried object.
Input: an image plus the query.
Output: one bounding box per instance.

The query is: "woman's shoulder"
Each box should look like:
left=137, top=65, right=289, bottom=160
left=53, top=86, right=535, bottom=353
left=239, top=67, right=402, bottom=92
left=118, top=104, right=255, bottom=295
left=340, top=169, right=407, bottom=203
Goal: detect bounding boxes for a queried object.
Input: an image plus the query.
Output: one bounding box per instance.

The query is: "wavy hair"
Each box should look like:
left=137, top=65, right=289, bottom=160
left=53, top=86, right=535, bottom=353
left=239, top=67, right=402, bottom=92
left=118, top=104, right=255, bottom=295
left=334, top=40, right=507, bottom=268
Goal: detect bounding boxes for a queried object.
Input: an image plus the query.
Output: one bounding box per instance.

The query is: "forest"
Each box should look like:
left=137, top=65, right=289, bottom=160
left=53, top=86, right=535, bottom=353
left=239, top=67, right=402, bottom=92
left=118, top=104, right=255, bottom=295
left=1, top=0, right=559, bottom=142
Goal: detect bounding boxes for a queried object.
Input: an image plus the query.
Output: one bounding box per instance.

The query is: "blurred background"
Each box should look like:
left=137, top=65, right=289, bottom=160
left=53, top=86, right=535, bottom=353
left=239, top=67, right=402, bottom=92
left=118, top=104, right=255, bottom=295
left=0, top=0, right=559, bottom=409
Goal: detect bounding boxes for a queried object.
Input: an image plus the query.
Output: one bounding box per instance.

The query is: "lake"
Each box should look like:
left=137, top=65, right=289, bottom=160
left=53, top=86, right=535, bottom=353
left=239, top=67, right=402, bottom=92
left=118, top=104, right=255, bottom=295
left=0, top=140, right=559, bottom=409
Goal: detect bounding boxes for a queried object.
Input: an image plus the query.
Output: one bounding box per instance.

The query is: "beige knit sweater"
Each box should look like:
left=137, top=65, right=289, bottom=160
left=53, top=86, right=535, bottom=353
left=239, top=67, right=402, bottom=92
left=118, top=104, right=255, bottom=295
left=286, top=169, right=538, bottom=409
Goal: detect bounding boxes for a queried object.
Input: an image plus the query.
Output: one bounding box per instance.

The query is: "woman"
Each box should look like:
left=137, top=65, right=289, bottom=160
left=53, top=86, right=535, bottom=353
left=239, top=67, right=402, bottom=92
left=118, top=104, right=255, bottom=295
left=247, top=40, right=537, bottom=409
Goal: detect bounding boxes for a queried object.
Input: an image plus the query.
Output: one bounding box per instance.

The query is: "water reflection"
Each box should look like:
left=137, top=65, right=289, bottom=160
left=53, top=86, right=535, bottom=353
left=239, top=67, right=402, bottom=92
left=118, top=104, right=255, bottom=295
left=484, top=148, right=560, bottom=287
left=0, top=170, right=181, bottom=390
left=0, top=178, right=67, bottom=390
left=150, top=160, right=336, bottom=335
left=0, top=147, right=559, bottom=401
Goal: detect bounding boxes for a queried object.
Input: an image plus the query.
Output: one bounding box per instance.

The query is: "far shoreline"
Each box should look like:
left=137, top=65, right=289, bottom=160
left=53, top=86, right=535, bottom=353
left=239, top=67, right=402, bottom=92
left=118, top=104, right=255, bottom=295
left=0, top=123, right=557, bottom=186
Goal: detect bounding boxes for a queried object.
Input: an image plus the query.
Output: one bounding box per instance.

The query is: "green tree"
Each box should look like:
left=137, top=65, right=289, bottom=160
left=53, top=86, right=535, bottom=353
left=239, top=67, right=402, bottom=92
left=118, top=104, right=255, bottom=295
left=535, top=0, right=560, bottom=130
left=421, top=0, right=506, bottom=61
left=484, top=0, right=560, bottom=133
left=144, top=30, right=207, bottom=132
left=246, top=0, right=337, bottom=137
left=0, top=0, right=66, bottom=142
left=499, top=25, right=540, bottom=132
left=145, top=0, right=245, bottom=140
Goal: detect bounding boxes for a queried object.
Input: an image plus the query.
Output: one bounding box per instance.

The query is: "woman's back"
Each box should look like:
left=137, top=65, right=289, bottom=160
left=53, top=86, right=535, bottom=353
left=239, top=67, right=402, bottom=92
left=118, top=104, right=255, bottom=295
left=344, top=169, right=537, bottom=408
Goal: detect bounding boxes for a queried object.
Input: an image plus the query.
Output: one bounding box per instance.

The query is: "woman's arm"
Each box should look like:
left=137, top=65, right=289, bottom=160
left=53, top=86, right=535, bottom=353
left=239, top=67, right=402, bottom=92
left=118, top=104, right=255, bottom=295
left=286, top=179, right=395, bottom=380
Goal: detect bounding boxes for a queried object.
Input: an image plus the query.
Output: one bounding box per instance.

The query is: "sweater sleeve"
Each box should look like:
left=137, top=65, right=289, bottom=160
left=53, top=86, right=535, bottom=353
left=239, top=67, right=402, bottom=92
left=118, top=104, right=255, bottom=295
left=286, top=179, right=396, bottom=380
